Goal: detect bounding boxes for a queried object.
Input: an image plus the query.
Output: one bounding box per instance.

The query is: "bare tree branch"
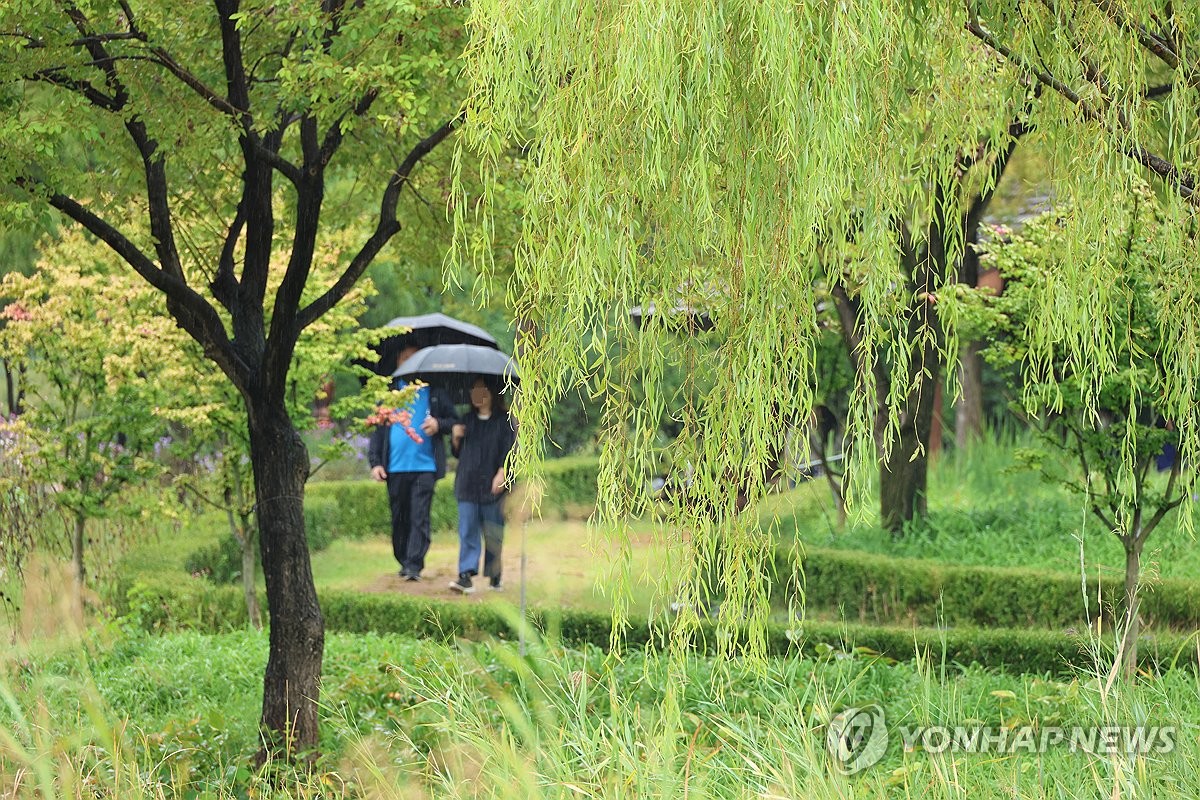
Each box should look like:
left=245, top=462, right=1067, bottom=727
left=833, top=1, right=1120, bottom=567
left=966, top=18, right=1199, bottom=204
left=214, top=0, right=252, bottom=122
left=148, top=46, right=244, bottom=117
left=319, top=88, right=379, bottom=165
left=27, top=68, right=122, bottom=110
left=211, top=202, right=246, bottom=312
left=1091, top=0, right=1182, bottom=73
left=296, top=114, right=460, bottom=331
left=26, top=183, right=249, bottom=388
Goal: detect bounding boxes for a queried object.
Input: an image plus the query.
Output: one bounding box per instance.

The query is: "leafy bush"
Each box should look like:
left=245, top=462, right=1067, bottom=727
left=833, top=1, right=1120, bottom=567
left=536, top=455, right=601, bottom=515
left=184, top=501, right=338, bottom=585
left=302, top=457, right=601, bottom=540
left=115, top=579, right=1200, bottom=676
left=181, top=535, right=244, bottom=584
left=774, top=546, right=1200, bottom=632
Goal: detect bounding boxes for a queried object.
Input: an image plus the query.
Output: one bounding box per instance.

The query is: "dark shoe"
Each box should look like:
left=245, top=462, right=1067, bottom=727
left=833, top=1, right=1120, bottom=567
left=449, top=573, right=474, bottom=594
left=489, top=575, right=502, bottom=590
left=404, top=573, right=421, bottom=582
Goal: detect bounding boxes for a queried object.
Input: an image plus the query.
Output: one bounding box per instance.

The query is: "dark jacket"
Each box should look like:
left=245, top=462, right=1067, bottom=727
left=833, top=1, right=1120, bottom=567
left=367, top=388, right=458, bottom=480
left=451, top=410, right=517, bottom=504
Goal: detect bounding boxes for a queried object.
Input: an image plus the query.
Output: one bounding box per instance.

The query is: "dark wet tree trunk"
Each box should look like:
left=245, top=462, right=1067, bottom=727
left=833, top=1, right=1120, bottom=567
left=877, top=223, right=941, bottom=536
left=10, top=3, right=459, bottom=758
left=3, top=357, right=23, bottom=416
left=70, top=511, right=86, bottom=621
left=248, top=402, right=323, bottom=754
left=878, top=403, right=934, bottom=534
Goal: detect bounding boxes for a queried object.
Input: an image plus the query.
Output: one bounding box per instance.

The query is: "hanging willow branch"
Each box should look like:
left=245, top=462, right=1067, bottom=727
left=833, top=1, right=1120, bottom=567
left=456, top=0, right=1200, bottom=657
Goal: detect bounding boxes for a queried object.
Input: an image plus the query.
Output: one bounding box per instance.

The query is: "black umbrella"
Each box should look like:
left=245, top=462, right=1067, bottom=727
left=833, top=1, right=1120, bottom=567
left=392, top=343, right=519, bottom=404
left=629, top=302, right=716, bottom=333
left=372, top=313, right=500, bottom=376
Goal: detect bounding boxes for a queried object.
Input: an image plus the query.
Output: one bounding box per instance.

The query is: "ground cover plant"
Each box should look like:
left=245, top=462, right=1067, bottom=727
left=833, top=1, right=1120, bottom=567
left=772, top=436, right=1200, bottom=582
left=4, top=626, right=1200, bottom=798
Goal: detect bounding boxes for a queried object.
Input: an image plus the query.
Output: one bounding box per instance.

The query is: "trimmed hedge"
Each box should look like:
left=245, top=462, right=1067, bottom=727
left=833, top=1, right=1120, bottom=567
left=113, top=578, right=1200, bottom=677
left=303, top=456, right=601, bottom=539
left=305, top=479, right=458, bottom=540
left=775, top=546, right=1200, bottom=633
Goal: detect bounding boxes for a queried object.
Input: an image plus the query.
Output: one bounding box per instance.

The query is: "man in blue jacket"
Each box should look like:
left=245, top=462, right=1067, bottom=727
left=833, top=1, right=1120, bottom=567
left=368, top=344, right=458, bottom=580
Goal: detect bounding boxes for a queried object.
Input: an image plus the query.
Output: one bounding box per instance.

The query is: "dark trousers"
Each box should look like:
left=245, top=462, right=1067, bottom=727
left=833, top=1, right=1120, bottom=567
left=386, top=471, right=436, bottom=575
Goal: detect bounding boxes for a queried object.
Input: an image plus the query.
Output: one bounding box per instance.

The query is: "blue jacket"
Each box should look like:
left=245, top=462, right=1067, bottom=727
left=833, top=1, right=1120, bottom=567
left=367, top=388, right=458, bottom=479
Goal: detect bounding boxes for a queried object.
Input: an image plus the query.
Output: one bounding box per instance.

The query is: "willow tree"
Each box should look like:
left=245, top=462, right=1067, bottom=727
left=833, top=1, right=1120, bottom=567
left=0, top=2, right=465, bottom=753
left=458, top=1, right=1200, bottom=649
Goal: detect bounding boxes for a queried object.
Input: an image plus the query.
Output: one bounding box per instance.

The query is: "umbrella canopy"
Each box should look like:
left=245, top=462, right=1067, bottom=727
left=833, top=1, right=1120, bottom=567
left=392, top=343, right=519, bottom=404
left=372, top=313, right=500, bottom=376
left=628, top=302, right=715, bottom=333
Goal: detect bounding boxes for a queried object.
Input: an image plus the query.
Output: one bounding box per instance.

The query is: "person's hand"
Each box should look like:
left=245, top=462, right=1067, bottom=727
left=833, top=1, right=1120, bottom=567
left=371, top=466, right=387, bottom=482
left=452, top=423, right=466, bottom=445
left=491, top=470, right=506, bottom=495
left=420, top=415, right=439, bottom=436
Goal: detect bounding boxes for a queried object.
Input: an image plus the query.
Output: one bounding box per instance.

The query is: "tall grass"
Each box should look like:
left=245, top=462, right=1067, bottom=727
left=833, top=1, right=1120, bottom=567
left=4, top=626, right=1200, bottom=798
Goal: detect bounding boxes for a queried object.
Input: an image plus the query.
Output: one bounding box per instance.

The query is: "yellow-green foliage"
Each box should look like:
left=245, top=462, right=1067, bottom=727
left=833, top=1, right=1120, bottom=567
left=456, top=0, right=1200, bottom=655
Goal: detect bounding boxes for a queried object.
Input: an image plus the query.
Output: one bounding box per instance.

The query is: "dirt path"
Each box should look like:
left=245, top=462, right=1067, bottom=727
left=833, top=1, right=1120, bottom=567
left=352, top=520, right=663, bottom=610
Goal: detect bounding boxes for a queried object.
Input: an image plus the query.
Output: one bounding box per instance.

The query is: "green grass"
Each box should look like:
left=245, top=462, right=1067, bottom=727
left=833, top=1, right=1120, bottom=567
left=771, top=439, right=1200, bottom=582
left=5, top=627, right=1200, bottom=798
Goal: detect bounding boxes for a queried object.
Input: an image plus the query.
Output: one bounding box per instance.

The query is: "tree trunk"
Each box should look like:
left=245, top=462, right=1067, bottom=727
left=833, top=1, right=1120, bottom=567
left=248, top=403, right=323, bottom=757
left=70, top=511, right=86, bottom=623
left=227, top=504, right=263, bottom=631
left=1120, top=535, right=1143, bottom=679
left=240, top=523, right=262, bottom=631
left=955, top=341, right=985, bottom=450
left=929, top=381, right=944, bottom=461
left=879, top=424, right=930, bottom=535
left=878, top=313, right=939, bottom=535
left=71, top=512, right=85, bottom=589
left=3, top=357, right=16, bottom=416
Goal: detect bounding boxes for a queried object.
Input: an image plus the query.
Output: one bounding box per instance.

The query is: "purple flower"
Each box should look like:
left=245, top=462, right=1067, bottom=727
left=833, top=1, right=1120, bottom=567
left=153, top=436, right=173, bottom=459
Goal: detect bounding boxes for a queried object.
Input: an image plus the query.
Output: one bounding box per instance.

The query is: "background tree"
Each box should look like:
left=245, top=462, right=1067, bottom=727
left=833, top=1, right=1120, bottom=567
left=975, top=185, right=1185, bottom=676
left=0, top=230, right=174, bottom=600
left=166, top=228, right=378, bottom=630
left=457, top=1, right=1199, bottom=650
left=0, top=1, right=466, bottom=754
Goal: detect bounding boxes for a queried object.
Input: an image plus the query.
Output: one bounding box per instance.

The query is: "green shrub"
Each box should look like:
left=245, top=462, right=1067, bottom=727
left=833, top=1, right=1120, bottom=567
left=301, top=457, right=601, bottom=539
left=773, top=546, right=1200, bottom=632
left=119, top=580, right=252, bottom=632
left=538, top=456, right=600, bottom=513
left=115, top=579, right=1200, bottom=677
left=304, top=478, right=457, bottom=539
left=303, top=480, right=390, bottom=539
left=181, top=535, right=244, bottom=584
left=184, top=502, right=337, bottom=585
left=303, top=493, right=341, bottom=550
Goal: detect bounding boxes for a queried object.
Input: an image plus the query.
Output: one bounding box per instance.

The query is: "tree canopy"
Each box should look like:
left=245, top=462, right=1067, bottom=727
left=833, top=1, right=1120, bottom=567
left=0, top=0, right=470, bottom=753
left=457, top=1, right=1200, bottom=649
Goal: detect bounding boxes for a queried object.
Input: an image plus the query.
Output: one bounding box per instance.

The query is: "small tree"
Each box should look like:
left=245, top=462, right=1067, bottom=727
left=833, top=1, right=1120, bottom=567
left=0, top=231, right=174, bottom=599
left=977, top=184, right=1186, bottom=676
left=0, top=2, right=468, bottom=751
left=165, top=231, right=379, bottom=629
left=0, top=415, right=53, bottom=620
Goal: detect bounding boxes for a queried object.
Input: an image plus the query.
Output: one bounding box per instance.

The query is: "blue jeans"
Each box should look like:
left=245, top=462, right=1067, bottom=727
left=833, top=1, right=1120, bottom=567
left=457, top=499, right=505, bottom=579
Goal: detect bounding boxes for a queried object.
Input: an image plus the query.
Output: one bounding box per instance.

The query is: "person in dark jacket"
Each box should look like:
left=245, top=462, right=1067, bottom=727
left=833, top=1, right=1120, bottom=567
left=368, top=346, right=458, bottom=580
left=448, top=376, right=516, bottom=593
